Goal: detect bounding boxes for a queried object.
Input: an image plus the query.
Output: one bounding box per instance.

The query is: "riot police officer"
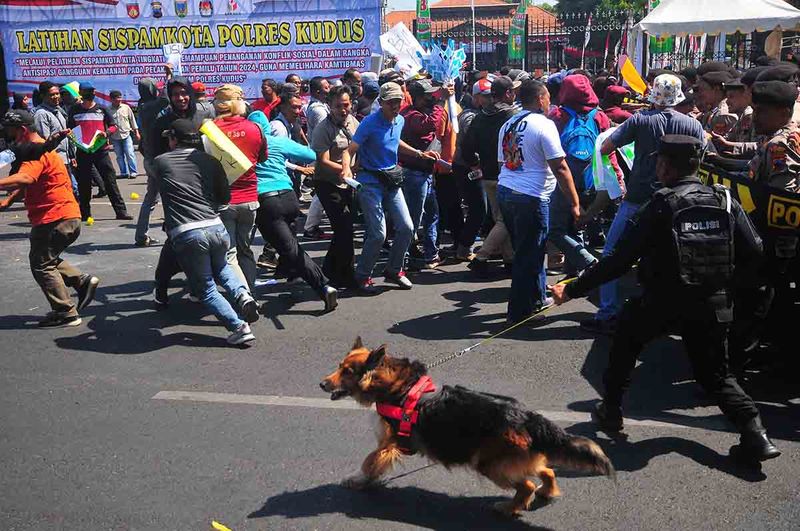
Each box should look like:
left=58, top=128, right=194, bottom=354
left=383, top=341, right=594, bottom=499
left=551, top=135, right=780, bottom=463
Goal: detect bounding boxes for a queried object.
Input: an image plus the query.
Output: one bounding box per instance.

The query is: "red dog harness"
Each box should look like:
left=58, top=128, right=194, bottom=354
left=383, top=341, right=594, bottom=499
left=376, top=375, right=437, bottom=454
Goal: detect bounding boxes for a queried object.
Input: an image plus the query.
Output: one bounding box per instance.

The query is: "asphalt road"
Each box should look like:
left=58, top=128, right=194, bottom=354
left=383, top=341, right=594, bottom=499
left=1, top=170, right=798, bottom=531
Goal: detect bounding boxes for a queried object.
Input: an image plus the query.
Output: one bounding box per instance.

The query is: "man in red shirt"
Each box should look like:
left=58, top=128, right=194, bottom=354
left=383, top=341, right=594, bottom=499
left=251, top=78, right=281, bottom=119
left=0, top=110, right=100, bottom=327
left=213, top=84, right=268, bottom=291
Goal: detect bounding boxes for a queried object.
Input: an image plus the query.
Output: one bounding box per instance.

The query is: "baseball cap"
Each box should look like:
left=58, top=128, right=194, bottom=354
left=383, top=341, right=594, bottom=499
left=109, top=90, right=122, bottom=98
left=161, top=118, right=201, bottom=142
left=1, top=109, right=35, bottom=127
left=490, top=76, right=520, bottom=97
left=379, top=82, right=404, bottom=101
left=472, top=78, right=492, bottom=96
left=79, top=81, right=95, bottom=92
left=191, top=81, right=206, bottom=94
left=379, top=69, right=404, bottom=86
left=407, top=78, right=438, bottom=98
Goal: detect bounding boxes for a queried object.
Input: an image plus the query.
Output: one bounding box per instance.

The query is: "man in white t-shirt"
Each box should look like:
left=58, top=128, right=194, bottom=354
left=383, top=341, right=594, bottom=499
left=496, top=79, right=582, bottom=324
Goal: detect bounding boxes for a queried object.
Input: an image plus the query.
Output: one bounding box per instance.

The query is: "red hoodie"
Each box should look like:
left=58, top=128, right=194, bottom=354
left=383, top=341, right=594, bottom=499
left=214, top=115, right=267, bottom=204
left=548, top=74, right=622, bottom=184
left=548, top=74, right=612, bottom=132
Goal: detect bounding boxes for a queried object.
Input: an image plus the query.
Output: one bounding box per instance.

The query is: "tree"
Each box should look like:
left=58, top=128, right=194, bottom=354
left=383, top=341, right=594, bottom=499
left=538, top=2, right=557, bottom=13
left=556, top=0, right=646, bottom=14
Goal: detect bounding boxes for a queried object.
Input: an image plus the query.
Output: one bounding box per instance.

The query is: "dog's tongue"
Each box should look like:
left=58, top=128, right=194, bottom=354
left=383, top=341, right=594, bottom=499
left=330, top=390, right=348, bottom=401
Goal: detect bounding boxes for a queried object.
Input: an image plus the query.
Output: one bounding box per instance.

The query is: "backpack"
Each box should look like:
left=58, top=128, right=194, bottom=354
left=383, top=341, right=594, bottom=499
left=660, top=183, right=735, bottom=290
left=560, top=107, right=600, bottom=189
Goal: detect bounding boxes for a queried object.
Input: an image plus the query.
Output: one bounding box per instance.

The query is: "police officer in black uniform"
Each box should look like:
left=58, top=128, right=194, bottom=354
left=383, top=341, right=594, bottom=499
left=551, top=135, right=780, bottom=463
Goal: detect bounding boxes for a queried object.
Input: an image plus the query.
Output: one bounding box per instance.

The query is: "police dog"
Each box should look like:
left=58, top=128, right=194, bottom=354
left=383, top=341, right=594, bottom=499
left=320, top=338, right=615, bottom=517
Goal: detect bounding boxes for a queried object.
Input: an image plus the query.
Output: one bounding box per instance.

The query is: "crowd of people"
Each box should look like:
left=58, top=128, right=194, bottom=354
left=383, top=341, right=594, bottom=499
left=1, top=55, right=798, bottom=461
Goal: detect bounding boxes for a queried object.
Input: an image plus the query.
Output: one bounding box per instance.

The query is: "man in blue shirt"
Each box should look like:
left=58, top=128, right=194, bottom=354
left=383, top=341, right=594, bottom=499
left=583, top=74, right=705, bottom=336
left=342, top=82, right=438, bottom=293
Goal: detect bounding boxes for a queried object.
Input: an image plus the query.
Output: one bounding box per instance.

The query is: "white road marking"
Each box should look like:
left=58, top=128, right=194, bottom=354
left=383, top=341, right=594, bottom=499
left=152, top=390, right=730, bottom=432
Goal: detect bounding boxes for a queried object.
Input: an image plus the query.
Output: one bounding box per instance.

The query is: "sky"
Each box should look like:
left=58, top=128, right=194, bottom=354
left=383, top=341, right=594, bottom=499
left=386, top=0, right=554, bottom=12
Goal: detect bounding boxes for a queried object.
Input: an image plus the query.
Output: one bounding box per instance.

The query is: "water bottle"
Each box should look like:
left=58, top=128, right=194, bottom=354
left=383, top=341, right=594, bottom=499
left=0, top=149, right=16, bottom=170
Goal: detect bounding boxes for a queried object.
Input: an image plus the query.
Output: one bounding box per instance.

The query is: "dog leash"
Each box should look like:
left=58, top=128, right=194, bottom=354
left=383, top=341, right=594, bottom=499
left=426, top=277, right=577, bottom=370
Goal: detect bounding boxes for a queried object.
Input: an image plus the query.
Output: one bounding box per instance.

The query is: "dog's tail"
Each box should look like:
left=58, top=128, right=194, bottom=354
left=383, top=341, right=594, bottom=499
left=525, top=412, right=615, bottom=479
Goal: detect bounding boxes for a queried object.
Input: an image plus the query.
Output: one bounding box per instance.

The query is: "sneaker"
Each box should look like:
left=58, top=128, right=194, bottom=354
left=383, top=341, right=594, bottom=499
left=93, top=191, right=107, bottom=198
left=76, top=275, right=100, bottom=310
left=356, top=277, right=378, bottom=295
left=422, top=258, right=440, bottom=270
left=227, top=323, right=255, bottom=345
left=116, top=213, right=133, bottom=221
left=187, top=294, right=200, bottom=303
left=135, top=236, right=160, bottom=247
left=506, top=297, right=555, bottom=326
left=322, top=285, right=338, bottom=312
left=467, top=258, right=489, bottom=278
left=580, top=317, right=617, bottom=336
left=153, top=287, right=169, bottom=308
left=592, top=401, right=624, bottom=432
left=38, top=312, right=81, bottom=328
left=384, top=270, right=413, bottom=290
left=257, top=252, right=278, bottom=269
left=237, top=292, right=260, bottom=324
left=455, top=246, right=476, bottom=262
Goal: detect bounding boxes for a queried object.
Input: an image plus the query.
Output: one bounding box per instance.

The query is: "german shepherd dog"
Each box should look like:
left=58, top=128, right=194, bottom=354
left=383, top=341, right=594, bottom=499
left=320, top=338, right=615, bottom=517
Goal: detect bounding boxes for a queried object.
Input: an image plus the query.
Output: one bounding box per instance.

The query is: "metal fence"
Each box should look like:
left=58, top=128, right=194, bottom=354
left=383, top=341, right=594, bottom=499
left=422, top=10, right=762, bottom=74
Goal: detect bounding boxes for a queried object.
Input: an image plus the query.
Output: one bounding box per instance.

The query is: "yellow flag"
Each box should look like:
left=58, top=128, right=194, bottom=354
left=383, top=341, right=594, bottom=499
left=199, top=120, right=254, bottom=184
left=620, top=57, right=647, bottom=95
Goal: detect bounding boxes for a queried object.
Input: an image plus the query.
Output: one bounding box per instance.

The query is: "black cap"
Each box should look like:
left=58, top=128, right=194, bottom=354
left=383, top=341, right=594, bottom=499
left=109, top=90, right=122, bottom=98
left=697, top=61, right=729, bottom=76
left=162, top=118, right=200, bottom=142
left=700, top=70, right=733, bottom=87
left=756, top=63, right=800, bottom=83
left=751, top=81, right=798, bottom=108
left=407, top=78, right=438, bottom=98
left=657, top=134, right=704, bottom=158
left=1, top=109, right=35, bottom=127
left=490, top=75, right=520, bottom=97
left=679, top=66, right=697, bottom=81
left=730, top=67, right=769, bottom=88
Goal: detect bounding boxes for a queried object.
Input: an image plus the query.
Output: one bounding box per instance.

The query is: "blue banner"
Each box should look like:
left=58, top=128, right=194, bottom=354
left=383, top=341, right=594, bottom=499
left=0, top=0, right=381, bottom=103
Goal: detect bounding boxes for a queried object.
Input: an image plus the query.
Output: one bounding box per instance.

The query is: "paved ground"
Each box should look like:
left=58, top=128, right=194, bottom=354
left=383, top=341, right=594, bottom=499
left=1, top=169, right=799, bottom=531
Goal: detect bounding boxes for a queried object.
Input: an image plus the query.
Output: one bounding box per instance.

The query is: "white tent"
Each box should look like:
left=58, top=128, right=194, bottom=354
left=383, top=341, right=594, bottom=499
left=635, top=0, right=800, bottom=37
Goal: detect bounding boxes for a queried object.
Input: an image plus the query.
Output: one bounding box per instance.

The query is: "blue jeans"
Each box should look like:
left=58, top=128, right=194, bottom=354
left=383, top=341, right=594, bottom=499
left=597, top=200, right=641, bottom=321
left=355, top=171, right=414, bottom=279
left=111, top=136, right=138, bottom=176
left=134, top=157, right=160, bottom=243
left=171, top=224, right=248, bottom=332
left=401, top=168, right=439, bottom=262
left=548, top=185, right=596, bottom=273
left=497, top=185, right=550, bottom=322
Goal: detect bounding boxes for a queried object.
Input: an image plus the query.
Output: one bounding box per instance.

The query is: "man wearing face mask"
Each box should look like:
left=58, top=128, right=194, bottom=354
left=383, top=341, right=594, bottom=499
left=399, top=78, right=447, bottom=270
left=0, top=110, right=101, bottom=328
left=66, top=82, right=132, bottom=221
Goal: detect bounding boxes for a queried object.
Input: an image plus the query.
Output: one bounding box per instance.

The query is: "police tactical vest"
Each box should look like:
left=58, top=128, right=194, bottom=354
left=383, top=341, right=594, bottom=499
left=658, top=183, right=735, bottom=290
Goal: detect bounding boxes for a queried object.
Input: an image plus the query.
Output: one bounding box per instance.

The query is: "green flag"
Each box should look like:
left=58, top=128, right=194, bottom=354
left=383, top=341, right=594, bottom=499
left=416, top=0, right=431, bottom=46
left=648, top=0, right=674, bottom=53
left=508, top=0, right=529, bottom=63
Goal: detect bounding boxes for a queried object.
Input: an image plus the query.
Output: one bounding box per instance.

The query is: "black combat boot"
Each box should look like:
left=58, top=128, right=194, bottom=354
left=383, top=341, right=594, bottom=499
left=592, top=401, right=624, bottom=432
left=730, top=417, right=780, bottom=463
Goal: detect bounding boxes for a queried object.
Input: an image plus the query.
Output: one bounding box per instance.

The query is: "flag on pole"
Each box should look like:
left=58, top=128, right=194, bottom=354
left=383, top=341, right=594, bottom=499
left=603, top=31, right=611, bottom=67
left=508, top=0, right=529, bottom=64
left=62, top=81, right=80, bottom=99
left=618, top=55, right=647, bottom=95
left=581, top=14, right=592, bottom=69
left=416, top=0, right=431, bottom=47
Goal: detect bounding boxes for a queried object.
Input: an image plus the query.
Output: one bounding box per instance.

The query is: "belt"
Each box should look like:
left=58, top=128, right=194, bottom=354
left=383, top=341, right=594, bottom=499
left=259, top=189, right=292, bottom=199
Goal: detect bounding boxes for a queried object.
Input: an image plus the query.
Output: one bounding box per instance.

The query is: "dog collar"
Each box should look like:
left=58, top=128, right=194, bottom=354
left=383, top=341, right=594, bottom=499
left=376, top=375, right=437, bottom=453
